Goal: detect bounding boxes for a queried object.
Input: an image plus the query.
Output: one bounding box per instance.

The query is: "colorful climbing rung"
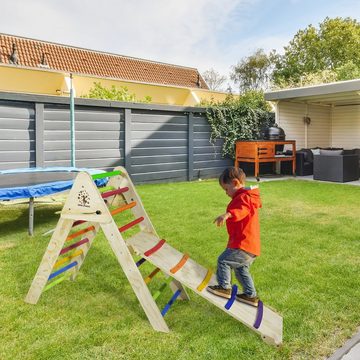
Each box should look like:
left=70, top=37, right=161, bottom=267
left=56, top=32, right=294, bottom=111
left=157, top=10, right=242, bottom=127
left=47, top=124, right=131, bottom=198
left=101, top=187, right=129, bottom=199
left=197, top=269, right=213, bottom=291
left=118, top=217, right=144, bottom=233
left=54, top=249, right=83, bottom=269
left=153, top=276, right=173, bottom=300
left=161, top=289, right=182, bottom=316
left=72, top=220, right=86, bottom=228
left=253, top=300, right=264, bottom=329
left=144, top=268, right=160, bottom=284
left=170, top=253, right=189, bottom=274
left=144, top=239, right=166, bottom=257
left=99, top=186, right=115, bottom=193
left=66, top=225, right=95, bottom=241
left=48, top=261, right=78, bottom=281
left=136, top=258, right=146, bottom=267
left=43, top=272, right=72, bottom=292
left=224, top=285, right=238, bottom=310
left=111, top=201, right=136, bottom=216
left=91, top=170, right=121, bottom=180
left=60, top=238, right=89, bottom=255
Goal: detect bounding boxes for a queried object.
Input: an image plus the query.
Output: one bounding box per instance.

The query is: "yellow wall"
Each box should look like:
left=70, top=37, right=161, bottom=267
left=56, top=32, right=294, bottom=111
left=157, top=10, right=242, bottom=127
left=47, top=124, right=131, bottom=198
left=72, top=75, right=189, bottom=105
left=0, top=65, right=65, bottom=95
left=0, top=64, right=229, bottom=106
left=187, top=89, right=230, bottom=105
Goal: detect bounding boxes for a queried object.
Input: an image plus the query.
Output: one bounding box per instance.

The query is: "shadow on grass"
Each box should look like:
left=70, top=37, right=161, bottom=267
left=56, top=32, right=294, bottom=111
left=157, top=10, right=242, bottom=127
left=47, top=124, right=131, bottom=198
left=0, top=203, right=62, bottom=238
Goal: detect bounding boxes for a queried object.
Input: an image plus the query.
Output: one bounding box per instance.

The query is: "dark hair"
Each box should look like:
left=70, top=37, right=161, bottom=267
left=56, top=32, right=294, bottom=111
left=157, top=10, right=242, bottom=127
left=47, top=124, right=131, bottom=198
left=219, top=167, right=246, bottom=185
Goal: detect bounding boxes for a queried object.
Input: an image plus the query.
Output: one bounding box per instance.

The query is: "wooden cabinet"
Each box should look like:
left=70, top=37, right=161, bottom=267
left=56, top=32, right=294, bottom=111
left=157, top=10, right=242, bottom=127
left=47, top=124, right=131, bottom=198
left=235, top=140, right=296, bottom=180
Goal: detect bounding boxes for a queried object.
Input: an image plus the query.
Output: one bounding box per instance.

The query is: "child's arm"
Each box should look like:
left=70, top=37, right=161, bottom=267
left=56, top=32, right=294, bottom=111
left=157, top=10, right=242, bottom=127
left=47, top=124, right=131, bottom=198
left=213, top=212, right=232, bottom=227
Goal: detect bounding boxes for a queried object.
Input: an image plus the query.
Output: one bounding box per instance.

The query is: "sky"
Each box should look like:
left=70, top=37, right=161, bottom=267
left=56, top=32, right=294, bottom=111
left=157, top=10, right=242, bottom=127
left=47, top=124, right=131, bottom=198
left=2, top=0, right=360, bottom=89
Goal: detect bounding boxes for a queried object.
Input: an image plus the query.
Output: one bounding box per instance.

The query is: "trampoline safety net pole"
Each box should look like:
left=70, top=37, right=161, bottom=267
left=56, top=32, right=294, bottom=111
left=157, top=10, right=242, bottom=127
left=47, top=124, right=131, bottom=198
left=70, top=73, right=76, bottom=167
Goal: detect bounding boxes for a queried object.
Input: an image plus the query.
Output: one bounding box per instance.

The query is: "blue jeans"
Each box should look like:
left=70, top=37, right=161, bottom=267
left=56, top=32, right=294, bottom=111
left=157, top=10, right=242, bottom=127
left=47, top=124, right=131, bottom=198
left=216, top=248, right=257, bottom=297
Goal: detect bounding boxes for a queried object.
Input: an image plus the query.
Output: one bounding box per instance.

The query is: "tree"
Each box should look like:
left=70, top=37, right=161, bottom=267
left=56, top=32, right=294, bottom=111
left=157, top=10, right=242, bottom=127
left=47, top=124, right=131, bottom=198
left=272, top=17, right=360, bottom=87
left=82, top=82, right=152, bottom=103
left=202, top=68, right=227, bottom=91
left=231, top=49, right=273, bottom=93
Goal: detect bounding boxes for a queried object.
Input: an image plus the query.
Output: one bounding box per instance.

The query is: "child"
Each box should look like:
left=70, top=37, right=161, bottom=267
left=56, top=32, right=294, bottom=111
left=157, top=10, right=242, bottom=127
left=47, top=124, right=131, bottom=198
left=207, top=167, right=262, bottom=307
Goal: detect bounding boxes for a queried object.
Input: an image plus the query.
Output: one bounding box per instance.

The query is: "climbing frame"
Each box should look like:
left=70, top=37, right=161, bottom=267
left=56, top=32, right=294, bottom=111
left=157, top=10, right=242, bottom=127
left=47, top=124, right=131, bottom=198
left=25, top=166, right=283, bottom=345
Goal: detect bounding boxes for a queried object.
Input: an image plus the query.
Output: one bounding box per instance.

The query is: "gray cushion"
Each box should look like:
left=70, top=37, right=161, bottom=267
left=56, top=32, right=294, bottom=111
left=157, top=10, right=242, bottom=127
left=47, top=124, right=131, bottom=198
left=320, top=149, right=343, bottom=156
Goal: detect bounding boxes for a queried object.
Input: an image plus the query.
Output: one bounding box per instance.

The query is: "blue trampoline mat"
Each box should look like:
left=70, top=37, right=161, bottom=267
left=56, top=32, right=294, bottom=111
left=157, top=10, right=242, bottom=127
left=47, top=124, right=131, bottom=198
left=0, top=167, right=107, bottom=200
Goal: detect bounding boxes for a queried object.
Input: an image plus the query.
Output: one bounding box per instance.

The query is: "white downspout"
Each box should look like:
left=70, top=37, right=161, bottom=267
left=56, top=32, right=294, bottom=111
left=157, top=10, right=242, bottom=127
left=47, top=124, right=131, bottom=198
left=305, top=103, right=309, bottom=148
left=330, top=104, right=334, bottom=147
left=274, top=101, right=280, bottom=126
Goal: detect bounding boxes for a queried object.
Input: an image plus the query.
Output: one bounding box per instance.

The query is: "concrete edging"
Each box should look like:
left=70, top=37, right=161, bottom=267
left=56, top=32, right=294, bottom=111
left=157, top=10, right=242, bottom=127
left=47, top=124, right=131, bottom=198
left=327, top=329, right=360, bottom=360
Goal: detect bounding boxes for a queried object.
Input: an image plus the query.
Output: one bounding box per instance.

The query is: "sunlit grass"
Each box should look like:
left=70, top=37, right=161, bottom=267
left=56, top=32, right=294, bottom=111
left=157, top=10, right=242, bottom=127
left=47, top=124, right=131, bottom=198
left=0, top=180, right=359, bottom=359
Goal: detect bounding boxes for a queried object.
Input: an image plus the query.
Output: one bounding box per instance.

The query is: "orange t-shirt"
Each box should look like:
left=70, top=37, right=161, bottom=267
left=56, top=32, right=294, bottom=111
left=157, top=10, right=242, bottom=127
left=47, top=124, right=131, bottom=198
left=225, top=187, right=262, bottom=256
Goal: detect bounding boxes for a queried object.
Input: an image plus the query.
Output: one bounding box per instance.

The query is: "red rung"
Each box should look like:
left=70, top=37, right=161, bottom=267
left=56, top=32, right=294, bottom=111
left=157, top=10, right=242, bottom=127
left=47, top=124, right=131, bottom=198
left=72, top=220, right=86, bottom=228
left=60, top=238, right=89, bottom=255
left=144, top=239, right=166, bottom=257
left=101, top=187, right=129, bottom=199
left=118, top=217, right=144, bottom=233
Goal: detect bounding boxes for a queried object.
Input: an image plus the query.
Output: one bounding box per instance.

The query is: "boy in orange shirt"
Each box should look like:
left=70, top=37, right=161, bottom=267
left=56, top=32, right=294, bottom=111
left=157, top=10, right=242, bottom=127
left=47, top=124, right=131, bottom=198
left=207, top=167, right=261, bottom=306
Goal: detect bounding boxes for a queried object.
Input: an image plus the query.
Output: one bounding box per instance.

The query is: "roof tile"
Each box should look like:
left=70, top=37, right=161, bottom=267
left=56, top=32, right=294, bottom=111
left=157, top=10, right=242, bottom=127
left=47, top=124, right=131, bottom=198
left=0, top=34, right=208, bottom=89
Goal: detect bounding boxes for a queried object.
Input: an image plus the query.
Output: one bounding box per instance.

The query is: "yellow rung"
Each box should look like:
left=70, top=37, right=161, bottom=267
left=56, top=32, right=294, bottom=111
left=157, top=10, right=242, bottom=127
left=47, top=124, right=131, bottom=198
left=197, top=269, right=213, bottom=291
left=54, top=250, right=83, bottom=269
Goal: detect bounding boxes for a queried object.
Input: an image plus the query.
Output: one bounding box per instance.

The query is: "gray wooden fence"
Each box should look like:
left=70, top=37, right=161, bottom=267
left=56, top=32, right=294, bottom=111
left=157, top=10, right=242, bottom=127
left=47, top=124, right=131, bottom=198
left=0, top=92, right=232, bottom=183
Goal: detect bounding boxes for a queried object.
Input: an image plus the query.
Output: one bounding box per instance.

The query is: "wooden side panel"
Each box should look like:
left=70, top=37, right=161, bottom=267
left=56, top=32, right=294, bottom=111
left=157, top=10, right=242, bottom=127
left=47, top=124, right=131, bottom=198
left=25, top=218, right=74, bottom=304
left=101, top=222, right=170, bottom=333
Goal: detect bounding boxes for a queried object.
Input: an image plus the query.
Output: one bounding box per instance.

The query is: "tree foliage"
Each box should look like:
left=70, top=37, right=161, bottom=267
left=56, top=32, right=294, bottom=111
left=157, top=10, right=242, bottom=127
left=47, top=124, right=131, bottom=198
left=82, top=82, right=152, bottom=103
left=272, top=17, right=360, bottom=87
left=202, top=68, right=227, bottom=91
left=231, top=49, right=273, bottom=92
left=204, top=91, right=273, bottom=159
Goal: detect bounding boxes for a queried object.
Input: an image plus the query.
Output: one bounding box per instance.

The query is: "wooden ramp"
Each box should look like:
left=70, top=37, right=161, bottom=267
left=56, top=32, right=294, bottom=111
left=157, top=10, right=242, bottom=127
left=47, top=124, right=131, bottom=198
left=127, top=231, right=282, bottom=345
left=25, top=166, right=283, bottom=345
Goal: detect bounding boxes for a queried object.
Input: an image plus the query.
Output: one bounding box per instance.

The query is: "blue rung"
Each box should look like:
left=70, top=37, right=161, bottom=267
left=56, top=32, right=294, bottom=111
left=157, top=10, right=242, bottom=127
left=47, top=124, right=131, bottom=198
left=136, top=258, right=146, bottom=267
left=161, top=289, right=182, bottom=316
left=48, top=261, right=78, bottom=280
left=224, top=285, right=238, bottom=310
left=253, top=300, right=264, bottom=329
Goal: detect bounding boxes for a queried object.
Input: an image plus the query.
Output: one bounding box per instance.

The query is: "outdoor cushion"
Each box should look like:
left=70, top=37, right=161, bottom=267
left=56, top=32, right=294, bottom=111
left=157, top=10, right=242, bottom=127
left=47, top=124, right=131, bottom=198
left=310, top=148, right=321, bottom=155
left=320, top=149, right=343, bottom=156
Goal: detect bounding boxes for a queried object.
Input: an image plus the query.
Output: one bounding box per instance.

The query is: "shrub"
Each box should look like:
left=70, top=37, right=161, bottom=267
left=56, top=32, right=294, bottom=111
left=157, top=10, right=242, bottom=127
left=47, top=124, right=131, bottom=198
left=203, top=91, right=274, bottom=159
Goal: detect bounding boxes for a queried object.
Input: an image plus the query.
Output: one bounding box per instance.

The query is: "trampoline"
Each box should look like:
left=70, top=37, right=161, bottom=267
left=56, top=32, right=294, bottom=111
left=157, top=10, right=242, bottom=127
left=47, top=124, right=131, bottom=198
left=0, top=167, right=107, bottom=235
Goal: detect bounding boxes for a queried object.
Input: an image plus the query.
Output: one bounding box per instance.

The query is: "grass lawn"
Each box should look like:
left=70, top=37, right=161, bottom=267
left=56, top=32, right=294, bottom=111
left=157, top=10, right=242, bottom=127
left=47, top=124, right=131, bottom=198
left=0, top=179, right=359, bottom=360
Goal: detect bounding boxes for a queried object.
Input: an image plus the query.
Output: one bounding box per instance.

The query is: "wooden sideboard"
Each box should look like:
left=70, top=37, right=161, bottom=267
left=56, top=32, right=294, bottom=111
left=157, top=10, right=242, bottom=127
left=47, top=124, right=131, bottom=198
left=235, top=140, right=296, bottom=180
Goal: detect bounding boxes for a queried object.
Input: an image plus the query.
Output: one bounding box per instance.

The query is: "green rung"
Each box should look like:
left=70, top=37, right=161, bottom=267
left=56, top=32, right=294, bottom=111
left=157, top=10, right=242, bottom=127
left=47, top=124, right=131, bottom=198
left=91, top=170, right=121, bottom=180
left=43, top=272, right=72, bottom=292
left=99, top=186, right=115, bottom=193
left=153, top=276, right=173, bottom=300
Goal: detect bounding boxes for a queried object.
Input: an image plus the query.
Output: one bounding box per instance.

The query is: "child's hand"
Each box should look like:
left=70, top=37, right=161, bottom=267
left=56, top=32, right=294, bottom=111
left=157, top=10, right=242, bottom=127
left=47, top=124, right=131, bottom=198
left=213, top=212, right=231, bottom=227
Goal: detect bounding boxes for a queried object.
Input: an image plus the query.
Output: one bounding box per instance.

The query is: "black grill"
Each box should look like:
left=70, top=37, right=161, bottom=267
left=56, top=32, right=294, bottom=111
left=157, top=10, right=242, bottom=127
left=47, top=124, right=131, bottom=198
left=261, top=124, right=285, bottom=140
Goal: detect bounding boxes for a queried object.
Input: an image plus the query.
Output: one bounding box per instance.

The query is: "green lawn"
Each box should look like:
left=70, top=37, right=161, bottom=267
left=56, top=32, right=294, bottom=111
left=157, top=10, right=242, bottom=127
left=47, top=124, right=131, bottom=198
left=0, top=179, right=359, bottom=360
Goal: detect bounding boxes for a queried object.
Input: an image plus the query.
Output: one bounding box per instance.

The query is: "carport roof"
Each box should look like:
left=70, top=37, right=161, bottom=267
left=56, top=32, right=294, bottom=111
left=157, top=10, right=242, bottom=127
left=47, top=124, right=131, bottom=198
left=265, top=79, right=360, bottom=106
